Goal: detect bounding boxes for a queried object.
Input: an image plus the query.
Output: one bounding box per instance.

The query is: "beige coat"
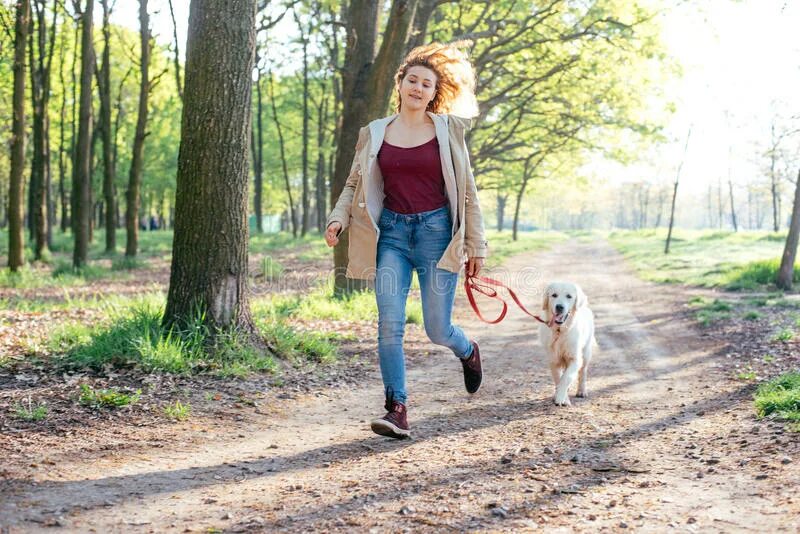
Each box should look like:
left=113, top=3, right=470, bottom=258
left=326, top=112, right=488, bottom=281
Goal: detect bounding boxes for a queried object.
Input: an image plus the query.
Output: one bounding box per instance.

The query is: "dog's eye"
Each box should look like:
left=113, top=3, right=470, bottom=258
left=567, top=294, right=573, bottom=299
left=551, top=293, right=558, bottom=298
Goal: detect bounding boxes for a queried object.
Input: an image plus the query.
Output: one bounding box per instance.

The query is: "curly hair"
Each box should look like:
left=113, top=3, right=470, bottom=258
left=394, top=41, right=479, bottom=118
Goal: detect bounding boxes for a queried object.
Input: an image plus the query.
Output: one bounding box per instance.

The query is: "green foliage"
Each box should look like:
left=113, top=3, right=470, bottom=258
left=78, top=384, right=141, bottom=409
left=771, top=328, right=795, bottom=343
left=609, top=229, right=796, bottom=289
left=164, top=400, right=191, bottom=421
left=257, top=319, right=337, bottom=365
left=13, top=399, right=49, bottom=421
left=754, top=373, right=800, bottom=431
left=736, top=367, right=757, bottom=381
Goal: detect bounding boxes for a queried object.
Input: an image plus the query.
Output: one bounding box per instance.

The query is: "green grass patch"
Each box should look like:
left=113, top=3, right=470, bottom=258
left=688, top=297, right=735, bottom=327
left=111, top=256, right=147, bottom=271
left=754, top=372, right=800, bottom=431
left=47, top=293, right=336, bottom=376
left=78, top=384, right=141, bottom=409
left=164, top=400, right=191, bottom=420
left=771, top=328, right=795, bottom=343
left=608, top=229, right=798, bottom=289
left=12, top=400, right=48, bottom=421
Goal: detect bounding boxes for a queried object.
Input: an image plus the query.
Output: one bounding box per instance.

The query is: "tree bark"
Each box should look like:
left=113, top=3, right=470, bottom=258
left=315, top=81, right=328, bottom=233
left=8, top=0, right=30, bottom=271
left=125, top=0, right=150, bottom=257
left=777, top=168, right=800, bottom=290
left=72, top=0, right=94, bottom=269
left=365, top=0, right=419, bottom=120
left=728, top=179, right=738, bottom=232
left=29, top=0, right=56, bottom=260
left=296, top=12, right=310, bottom=236
left=99, top=0, right=116, bottom=252
left=163, top=0, right=257, bottom=334
left=251, top=71, right=264, bottom=233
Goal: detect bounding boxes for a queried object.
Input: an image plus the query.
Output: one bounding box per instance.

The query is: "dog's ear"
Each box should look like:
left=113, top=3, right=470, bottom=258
left=541, top=286, right=550, bottom=312
left=574, top=284, right=588, bottom=310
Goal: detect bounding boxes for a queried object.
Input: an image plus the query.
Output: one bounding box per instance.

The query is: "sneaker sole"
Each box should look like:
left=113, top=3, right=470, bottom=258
left=370, top=418, right=410, bottom=439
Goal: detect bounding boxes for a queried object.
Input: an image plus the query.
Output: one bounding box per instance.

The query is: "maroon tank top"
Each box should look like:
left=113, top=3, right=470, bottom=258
left=377, top=136, right=448, bottom=214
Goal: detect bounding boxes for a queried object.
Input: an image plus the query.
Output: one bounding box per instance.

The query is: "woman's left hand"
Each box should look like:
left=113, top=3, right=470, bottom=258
left=466, top=257, right=485, bottom=277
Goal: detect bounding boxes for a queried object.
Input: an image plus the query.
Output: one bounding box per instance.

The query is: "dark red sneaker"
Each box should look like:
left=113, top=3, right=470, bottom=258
left=461, top=341, right=482, bottom=393
left=370, top=400, right=410, bottom=439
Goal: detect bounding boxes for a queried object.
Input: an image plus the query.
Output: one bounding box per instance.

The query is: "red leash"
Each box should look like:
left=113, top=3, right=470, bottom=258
left=464, top=272, right=550, bottom=325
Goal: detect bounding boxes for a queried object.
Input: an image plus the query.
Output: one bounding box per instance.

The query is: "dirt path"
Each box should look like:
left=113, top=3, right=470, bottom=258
left=1, top=240, right=798, bottom=533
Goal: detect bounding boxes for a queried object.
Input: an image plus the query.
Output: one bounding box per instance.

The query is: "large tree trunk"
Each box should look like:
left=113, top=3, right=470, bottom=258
left=163, top=0, right=256, bottom=334
left=99, top=0, right=116, bottom=252
left=125, top=0, right=150, bottom=257
left=8, top=0, right=30, bottom=271
left=72, top=0, right=94, bottom=269
left=777, top=168, right=800, bottom=290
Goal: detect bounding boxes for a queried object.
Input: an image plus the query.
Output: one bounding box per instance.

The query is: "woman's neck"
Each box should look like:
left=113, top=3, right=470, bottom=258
left=397, top=107, right=430, bottom=127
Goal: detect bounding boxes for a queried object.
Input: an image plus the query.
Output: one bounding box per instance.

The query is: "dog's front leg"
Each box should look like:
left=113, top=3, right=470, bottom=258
left=554, top=357, right=581, bottom=406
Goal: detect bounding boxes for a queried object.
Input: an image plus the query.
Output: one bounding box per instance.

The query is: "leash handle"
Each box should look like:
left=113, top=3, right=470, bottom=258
left=464, top=273, right=549, bottom=325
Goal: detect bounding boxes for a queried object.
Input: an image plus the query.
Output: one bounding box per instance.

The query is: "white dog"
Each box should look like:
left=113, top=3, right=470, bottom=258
left=539, top=282, right=596, bottom=406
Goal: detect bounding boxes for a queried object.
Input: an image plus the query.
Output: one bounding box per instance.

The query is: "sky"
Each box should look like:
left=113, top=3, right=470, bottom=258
left=111, top=1, right=800, bottom=197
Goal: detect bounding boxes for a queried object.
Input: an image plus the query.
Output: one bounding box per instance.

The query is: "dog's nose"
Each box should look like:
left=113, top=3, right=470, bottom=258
left=555, top=304, right=564, bottom=314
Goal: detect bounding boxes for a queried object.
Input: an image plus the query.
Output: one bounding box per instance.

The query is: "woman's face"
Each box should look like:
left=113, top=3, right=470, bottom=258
left=399, top=65, right=437, bottom=112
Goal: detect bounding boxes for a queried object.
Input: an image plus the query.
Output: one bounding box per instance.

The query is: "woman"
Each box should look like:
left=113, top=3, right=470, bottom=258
left=324, top=42, right=488, bottom=439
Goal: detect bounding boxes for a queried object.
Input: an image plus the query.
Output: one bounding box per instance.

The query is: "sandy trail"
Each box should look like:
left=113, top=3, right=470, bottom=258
left=1, top=240, right=798, bottom=533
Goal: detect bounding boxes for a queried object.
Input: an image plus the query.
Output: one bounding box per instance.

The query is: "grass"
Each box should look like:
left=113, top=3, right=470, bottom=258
left=754, top=372, right=800, bottom=431
left=47, top=293, right=337, bottom=376
left=164, top=400, right=191, bottom=420
left=608, top=229, right=799, bottom=290
left=13, top=399, right=49, bottom=421
left=687, top=296, right=734, bottom=326
left=78, top=384, right=141, bottom=409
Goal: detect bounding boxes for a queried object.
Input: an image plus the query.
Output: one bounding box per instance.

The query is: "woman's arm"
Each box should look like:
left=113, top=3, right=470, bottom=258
left=325, top=126, right=370, bottom=237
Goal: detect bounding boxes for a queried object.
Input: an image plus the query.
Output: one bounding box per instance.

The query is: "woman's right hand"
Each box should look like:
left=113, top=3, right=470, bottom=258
left=325, top=222, right=342, bottom=247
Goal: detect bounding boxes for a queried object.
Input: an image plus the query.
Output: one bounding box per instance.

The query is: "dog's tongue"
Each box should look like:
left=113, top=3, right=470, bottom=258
left=548, top=315, right=558, bottom=328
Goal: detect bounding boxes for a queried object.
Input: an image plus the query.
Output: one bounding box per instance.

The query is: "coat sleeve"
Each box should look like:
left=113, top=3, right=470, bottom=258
left=461, top=132, right=489, bottom=258
left=325, top=126, right=369, bottom=235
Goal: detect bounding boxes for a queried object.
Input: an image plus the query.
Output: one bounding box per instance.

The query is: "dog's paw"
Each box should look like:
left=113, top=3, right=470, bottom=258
left=553, top=394, right=571, bottom=407
left=576, top=390, right=587, bottom=398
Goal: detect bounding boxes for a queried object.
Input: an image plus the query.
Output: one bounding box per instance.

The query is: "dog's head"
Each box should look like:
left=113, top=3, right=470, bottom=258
left=541, top=281, right=587, bottom=326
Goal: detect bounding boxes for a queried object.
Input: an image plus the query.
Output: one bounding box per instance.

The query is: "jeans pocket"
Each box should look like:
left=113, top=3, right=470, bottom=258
left=423, top=212, right=451, bottom=233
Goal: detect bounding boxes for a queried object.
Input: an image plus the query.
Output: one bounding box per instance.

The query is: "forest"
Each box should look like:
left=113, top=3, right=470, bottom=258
left=1, top=0, right=798, bottom=531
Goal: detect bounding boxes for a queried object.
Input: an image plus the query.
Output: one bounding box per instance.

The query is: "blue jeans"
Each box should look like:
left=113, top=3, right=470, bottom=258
left=375, top=206, right=473, bottom=406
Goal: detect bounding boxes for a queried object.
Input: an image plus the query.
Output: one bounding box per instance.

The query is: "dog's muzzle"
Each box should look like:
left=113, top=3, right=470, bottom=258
left=553, top=312, right=569, bottom=325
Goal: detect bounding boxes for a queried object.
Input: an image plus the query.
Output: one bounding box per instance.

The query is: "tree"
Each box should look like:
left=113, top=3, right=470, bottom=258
left=125, top=0, right=150, bottom=258
left=98, top=0, right=116, bottom=252
left=28, top=0, right=57, bottom=259
left=163, top=0, right=257, bottom=334
left=665, top=128, right=691, bottom=254
left=8, top=0, right=30, bottom=272
left=777, top=168, right=800, bottom=290
left=331, top=0, right=425, bottom=295
left=72, top=0, right=93, bottom=269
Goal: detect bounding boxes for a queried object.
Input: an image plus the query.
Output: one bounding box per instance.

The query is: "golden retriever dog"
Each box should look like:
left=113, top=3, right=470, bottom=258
left=539, top=282, right=596, bottom=406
